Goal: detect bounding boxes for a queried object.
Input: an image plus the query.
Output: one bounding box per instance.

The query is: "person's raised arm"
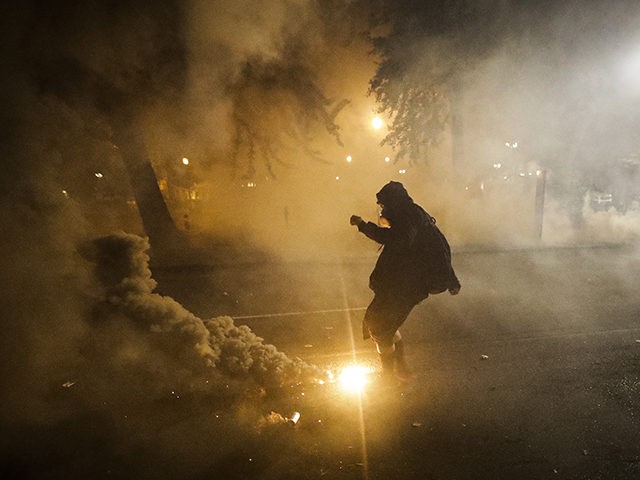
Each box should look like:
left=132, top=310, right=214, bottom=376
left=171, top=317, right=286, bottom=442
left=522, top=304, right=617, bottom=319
left=350, top=215, right=395, bottom=245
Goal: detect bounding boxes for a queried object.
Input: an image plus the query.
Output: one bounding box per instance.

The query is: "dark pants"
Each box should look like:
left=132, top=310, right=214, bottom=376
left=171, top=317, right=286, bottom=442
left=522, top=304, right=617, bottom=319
left=363, top=292, right=422, bottom=353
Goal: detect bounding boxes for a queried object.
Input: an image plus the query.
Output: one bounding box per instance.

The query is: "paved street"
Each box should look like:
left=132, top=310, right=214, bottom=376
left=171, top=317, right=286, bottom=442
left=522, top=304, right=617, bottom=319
left=150, top=244, right=640, bottom=479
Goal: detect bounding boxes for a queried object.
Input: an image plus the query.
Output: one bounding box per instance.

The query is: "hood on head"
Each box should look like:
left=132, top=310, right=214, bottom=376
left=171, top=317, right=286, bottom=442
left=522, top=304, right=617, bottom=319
left=376, top=181, right=413, bottom=207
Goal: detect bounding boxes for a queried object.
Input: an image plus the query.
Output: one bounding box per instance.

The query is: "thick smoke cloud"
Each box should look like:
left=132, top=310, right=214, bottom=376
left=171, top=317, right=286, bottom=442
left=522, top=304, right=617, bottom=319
left=0, top=0, right=331, bottom=455
left=85, top=232, right=316, bottom=390
left=382, top=1, right=640, bottom=248
left=1, top=227, right=321, bottom=477
left=6, top=1, right=640, bottom=264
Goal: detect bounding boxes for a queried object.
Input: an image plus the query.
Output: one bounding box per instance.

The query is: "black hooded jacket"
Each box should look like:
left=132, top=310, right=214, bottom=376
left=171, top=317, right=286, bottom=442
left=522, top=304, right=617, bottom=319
left=357, top=181, right=460, bottom=300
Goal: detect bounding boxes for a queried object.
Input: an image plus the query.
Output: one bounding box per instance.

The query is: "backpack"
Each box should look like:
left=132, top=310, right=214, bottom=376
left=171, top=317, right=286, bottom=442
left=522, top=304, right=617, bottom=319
left=413, top=217, right=456, bottom=294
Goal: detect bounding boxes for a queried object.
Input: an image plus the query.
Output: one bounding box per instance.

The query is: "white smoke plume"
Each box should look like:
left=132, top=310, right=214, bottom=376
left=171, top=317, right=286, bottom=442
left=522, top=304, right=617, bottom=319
left=84, top=232, right=318, bottom=392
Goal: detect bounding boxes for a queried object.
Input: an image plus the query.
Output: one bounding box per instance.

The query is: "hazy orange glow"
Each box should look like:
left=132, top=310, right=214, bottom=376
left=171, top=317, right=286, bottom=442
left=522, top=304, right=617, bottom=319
left=338, top=364, right=375, bottom=394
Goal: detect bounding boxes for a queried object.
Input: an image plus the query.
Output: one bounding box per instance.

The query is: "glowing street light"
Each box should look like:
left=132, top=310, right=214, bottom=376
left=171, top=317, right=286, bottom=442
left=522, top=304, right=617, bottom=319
left=182, top=157, right=190, bottom=165
left=372, top=116, right=384, bottom=130
left=346, top=155, right=353, bottom=163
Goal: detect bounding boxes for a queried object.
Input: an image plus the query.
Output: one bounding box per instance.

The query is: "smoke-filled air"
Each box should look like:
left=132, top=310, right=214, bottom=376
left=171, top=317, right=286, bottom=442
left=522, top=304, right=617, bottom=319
left=2, top=0, right=640, bottom=479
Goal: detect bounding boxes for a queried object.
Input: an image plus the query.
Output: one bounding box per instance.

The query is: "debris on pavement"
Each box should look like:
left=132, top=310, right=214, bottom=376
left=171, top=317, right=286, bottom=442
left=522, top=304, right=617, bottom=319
left=480, top=354, right=489, bottom=360
left=288, top=411, right=301, bottom=425
left=257, top=411, right=287, bottom=431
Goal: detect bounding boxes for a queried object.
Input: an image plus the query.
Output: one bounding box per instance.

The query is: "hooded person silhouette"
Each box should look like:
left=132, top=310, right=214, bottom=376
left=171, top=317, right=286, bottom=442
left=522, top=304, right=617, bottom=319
left=350, top=181, right=460, bottom=382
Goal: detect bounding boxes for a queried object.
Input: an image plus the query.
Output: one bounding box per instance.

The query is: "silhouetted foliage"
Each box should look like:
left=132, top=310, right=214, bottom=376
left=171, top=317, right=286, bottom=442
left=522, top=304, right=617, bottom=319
left=367, top=0, right=511, bottom=164
left=228, top=48, right=348, bottom=179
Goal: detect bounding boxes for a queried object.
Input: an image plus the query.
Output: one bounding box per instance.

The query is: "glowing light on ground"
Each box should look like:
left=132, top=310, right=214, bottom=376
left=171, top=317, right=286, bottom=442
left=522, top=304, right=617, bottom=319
left=338, top=364, right=375, bottom=394
left=372, top=116, right=384, bottom=130
left=337, top=275, right=370, bottom=478
left=346, top=155, right=353, bottom=163
left=182, top=157, right=189, bottom=165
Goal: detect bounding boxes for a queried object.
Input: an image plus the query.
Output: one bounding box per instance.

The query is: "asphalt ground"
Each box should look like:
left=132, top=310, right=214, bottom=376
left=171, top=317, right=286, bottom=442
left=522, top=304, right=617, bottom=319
left=149, top=244, right=640, bottom=479
left=3, top=245, right=639, bottom=479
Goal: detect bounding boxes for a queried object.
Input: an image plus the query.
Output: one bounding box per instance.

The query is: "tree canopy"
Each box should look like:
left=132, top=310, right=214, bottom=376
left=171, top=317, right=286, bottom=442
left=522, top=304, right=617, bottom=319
left=368, top=0, right=512, bottom=164
left=228, top=51, right=348, bottom=179
left=367, top=0, right=640, bottom=175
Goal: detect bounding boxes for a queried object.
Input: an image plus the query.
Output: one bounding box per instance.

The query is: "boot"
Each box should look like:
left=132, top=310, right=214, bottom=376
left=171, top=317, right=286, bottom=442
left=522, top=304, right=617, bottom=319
left=392, top=340, right=413, bottom=383
left=379, top=351, right=396, bottom=381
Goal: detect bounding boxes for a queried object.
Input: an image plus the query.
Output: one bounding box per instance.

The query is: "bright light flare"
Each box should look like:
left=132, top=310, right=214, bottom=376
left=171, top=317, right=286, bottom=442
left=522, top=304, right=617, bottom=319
left=372, top=116, right=384, bottom=130
left=619, top=49, right=640, bottom=94
left=338, top=364, right=374, bottom=394
left=182, top=157, right=189, bottom=165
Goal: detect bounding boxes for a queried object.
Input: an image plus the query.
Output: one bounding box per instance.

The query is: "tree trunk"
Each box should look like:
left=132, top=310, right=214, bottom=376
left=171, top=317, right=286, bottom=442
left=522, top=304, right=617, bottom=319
left=111, top=116, right=183, bottom=256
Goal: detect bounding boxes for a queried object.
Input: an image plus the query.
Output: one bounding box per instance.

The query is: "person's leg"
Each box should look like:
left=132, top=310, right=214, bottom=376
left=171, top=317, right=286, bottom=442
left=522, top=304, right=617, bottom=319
left=364, top=297, right=397, bottom=378
left=373, top=329, right=400, bottom=354
left=391, top=333, right=413, bottom=382
left=374, top=331, right=412, bottom=381
left=376, top=337, right=396, bottom=379
left=365, top=294, right=418, bottom=381
left=366, top=303, right=416, bottom=381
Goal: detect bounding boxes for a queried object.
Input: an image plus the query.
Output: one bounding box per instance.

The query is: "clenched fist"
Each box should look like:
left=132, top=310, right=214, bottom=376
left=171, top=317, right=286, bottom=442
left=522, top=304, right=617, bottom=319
left=350, top=215, right=363, bottom=226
